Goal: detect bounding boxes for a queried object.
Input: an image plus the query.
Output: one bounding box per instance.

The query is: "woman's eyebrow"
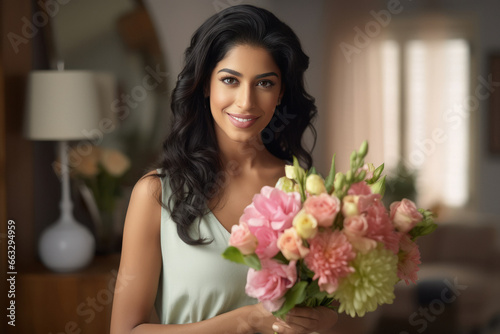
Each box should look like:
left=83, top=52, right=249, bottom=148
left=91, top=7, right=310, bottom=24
left=217, top=68, right=279, bottom=79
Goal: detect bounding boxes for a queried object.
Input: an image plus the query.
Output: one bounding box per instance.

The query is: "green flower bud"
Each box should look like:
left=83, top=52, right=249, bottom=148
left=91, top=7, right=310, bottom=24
left=358, top=140, right=369, bottom=158
left=276, top=177, right=295, bottom=193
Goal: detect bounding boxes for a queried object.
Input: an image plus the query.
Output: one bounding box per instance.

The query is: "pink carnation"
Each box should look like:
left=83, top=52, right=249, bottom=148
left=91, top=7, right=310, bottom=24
left=303, top=193, right=341, bottom=227
left=245, top=260, right=297, bottom=312
left=348, top=182, right=372, bottom=196
left=362, top=197, right=400, bottom=254
left=397, top=234, right=421, bottom=285
left=304, top=230, right=356, bottom=294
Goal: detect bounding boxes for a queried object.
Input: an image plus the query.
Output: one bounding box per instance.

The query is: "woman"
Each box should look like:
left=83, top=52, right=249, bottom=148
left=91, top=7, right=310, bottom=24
left=111, top=5, right=338, bottom=334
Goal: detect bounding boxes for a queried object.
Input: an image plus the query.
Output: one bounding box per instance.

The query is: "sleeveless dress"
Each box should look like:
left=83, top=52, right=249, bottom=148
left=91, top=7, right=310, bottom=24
left=155, top=171, right=257, bottom=324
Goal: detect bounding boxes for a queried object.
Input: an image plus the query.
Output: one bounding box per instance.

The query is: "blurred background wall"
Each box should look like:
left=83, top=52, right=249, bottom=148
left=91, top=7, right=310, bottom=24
left=144, top=0, right=500, bottom=224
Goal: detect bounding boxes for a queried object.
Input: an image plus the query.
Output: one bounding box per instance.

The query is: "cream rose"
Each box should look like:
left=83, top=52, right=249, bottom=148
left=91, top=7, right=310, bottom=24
left=277, top=228, right=310, bottom=260
left=305, top=174, right=327, bottom=195
left=343, top=215, right=377, bottom=253
left=292, top=210, right=318, bottom=239
left=342, top=195, right=359, bottom=217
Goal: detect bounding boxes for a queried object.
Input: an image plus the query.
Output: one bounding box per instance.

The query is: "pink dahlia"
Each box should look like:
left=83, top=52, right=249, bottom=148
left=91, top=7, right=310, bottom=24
left=304, top=230, right=356, bottom=294
left=397, top=234, right=421, bottom=285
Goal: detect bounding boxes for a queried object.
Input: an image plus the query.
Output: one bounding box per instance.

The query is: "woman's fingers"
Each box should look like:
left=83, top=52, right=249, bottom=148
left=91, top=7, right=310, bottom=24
left=272, top=307, right=338, bottom=334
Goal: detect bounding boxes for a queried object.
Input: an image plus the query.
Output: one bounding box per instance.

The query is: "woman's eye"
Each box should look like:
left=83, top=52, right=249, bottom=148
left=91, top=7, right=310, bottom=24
left=222, top=77, right=237, bottom=85
left=258, top=80, right=274, bottom=88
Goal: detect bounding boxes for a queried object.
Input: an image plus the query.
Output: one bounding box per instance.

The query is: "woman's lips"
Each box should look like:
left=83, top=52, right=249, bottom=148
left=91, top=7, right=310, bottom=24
left=226, top=112, right=259, bottom=129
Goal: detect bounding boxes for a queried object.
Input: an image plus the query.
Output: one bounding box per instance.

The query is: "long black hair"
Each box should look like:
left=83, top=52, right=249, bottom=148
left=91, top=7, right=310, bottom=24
left=158, top=4, right=317, bottom=245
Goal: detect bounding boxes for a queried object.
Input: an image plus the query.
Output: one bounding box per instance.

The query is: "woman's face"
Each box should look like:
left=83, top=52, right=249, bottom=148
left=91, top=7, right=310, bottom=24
left=208, top=44, right=283, bottom=145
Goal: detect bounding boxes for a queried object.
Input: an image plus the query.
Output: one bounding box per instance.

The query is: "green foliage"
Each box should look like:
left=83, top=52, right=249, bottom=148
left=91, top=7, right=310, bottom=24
left=273, top=281, right=308, bottom=319
left=410, top=209, right=438, bottom=240
left=324, top=154, right=336, bottom=194
left=222, top=246, right=261, bottom=270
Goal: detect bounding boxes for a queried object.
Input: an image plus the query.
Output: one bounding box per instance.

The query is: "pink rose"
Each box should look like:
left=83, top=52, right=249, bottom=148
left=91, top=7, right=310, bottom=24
left=245, top=260, right=297, bottom=312
left=277, top=228, right=310, bottom=260
left=343, top=216, right=377, bottom=253
left=303, top=193, right=340, bottom=227
left=229, top=222, right=258, bottom=255
left=390, top=199, right=423, bottom=233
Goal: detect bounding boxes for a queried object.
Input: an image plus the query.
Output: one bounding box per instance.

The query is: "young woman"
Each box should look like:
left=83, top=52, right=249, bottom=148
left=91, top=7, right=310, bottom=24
left=111, top=5, right=338, bottom=334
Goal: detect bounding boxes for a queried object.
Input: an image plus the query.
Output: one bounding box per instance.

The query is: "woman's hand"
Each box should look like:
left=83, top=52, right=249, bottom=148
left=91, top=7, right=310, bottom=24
left=271, top=306, right=338, bottom=334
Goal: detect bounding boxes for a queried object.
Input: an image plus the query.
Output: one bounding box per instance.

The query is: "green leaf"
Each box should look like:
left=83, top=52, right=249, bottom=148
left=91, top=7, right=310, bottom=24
left=272, top=252, right=290, bottom=265
left=273, top=281, right=308, bottom=319
left=366, top=163, right=385, bottom=184
left=410, top=210, right=438, bottom=239
left=324, top=154, right=336, bottom=194
left=306, top=166, right=318, bottom=177
left=373, top=163, right=384, bottom=179
left=369, top=175, right=386, bottom=197
left=222, top=246, right=261, bottom=270
left=293, top=156, right=306, bottom=201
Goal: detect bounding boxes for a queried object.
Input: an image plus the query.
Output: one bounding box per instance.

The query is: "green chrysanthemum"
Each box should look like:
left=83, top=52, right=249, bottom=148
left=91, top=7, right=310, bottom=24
left=333, top=245, right=399, bottom=317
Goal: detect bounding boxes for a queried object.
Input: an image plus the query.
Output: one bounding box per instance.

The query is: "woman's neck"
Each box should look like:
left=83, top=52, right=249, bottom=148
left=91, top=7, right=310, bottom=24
left=215, top=128, right=280, bottom=173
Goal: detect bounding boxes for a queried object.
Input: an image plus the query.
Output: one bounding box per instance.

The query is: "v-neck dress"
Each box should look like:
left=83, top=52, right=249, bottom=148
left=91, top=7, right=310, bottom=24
left=154, top=171, right=257, bottom=324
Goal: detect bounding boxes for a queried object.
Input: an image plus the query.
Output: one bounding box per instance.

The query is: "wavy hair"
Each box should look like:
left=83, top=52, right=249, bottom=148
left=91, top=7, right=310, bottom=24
left=157, top=4, right=317, bottom=245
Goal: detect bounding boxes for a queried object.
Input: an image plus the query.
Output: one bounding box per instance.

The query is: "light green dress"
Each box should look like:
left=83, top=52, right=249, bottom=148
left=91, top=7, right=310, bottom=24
left=155, top=172, right=257, bottom=324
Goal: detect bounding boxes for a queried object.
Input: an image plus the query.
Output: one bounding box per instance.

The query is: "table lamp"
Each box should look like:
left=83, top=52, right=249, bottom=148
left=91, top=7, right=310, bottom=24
left=24, top=70, right=100, bottom=272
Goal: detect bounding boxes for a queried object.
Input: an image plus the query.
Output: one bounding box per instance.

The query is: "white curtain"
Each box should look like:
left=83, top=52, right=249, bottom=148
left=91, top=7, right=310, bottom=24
left=324, top=8, right=475, bottom=210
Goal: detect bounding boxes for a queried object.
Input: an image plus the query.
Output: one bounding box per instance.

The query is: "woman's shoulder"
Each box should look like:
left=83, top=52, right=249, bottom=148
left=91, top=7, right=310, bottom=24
left=129, top=170, right=163, bottom=210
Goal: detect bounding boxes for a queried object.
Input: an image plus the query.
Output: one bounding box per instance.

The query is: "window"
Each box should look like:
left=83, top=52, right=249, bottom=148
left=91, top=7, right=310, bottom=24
left=381, top=38, right=471, bottom=208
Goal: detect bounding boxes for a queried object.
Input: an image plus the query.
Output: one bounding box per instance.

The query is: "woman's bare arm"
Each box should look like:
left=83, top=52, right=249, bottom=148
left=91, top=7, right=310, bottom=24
left=110, top=173, right=276, bottom=334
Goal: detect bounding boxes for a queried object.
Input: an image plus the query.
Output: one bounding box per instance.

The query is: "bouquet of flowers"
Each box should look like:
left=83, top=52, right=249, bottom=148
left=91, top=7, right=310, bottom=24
left=222, top=141, right=437, bottom=318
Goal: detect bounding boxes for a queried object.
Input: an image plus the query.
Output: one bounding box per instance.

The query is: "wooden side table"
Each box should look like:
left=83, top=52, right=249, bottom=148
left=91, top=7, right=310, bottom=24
left=14, top=254, right=120, bottom=334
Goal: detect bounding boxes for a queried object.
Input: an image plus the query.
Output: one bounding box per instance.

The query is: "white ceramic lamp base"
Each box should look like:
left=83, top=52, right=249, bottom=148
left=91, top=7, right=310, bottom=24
left=38, top=141, right=96, bottom=272
left=39, top=218, right=95, bottom=273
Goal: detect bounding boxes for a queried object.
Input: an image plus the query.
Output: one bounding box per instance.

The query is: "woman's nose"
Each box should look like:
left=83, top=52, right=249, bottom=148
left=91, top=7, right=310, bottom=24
left=235, top=84, right=255, bottom=110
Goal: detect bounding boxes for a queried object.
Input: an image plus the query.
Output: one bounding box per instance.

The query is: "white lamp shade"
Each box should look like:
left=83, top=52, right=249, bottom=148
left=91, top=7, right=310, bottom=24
left=24, top=71, right=102, bottom=140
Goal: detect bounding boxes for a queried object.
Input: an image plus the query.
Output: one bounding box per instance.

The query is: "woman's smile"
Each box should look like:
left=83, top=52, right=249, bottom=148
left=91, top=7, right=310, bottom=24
left=208, top=44, right=283, bottom=143
left=226, top=112, right=260, bottom=128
